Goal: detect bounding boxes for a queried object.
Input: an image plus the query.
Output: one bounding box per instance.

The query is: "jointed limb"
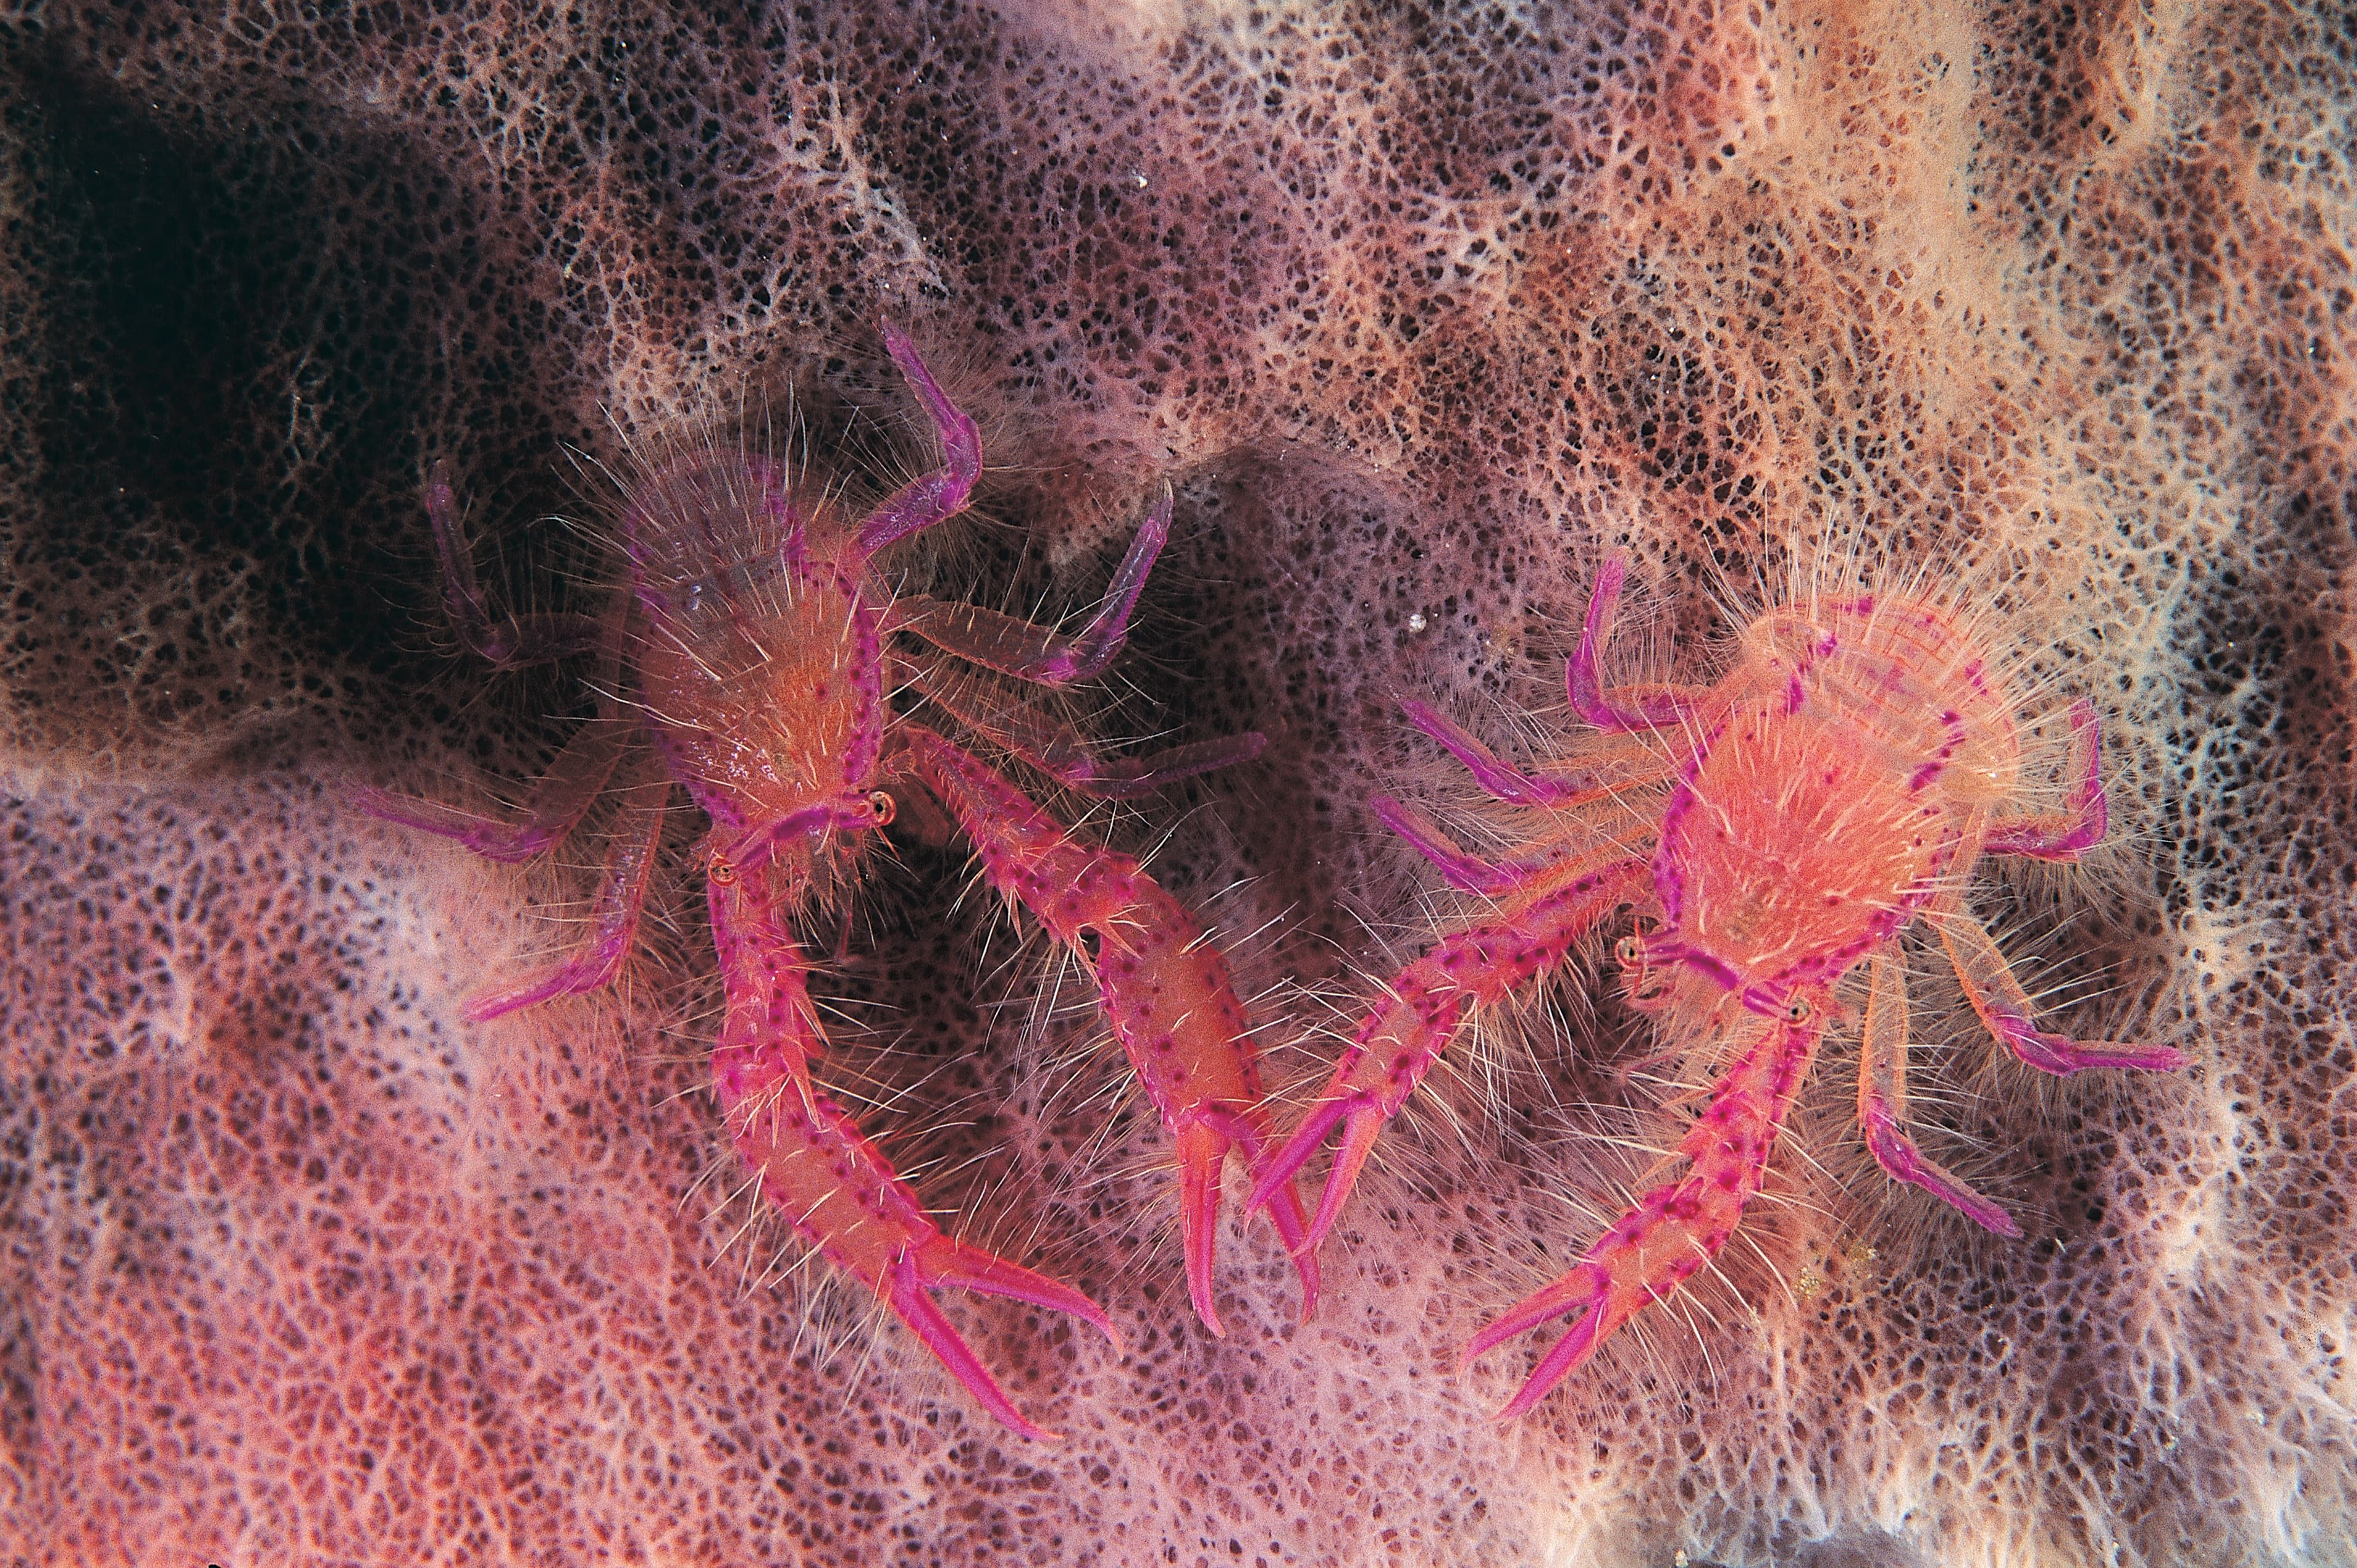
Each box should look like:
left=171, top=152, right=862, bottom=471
left=1566, top=557, right=1713, bottom=733
left=360, top=716, right=635, bottom=864
left=1465, top=998, right=1824, bottom=1418
left=898, top=655, right=1264, bottom=799
left=1251, top=857, right=1651, bottom=1254
left=889, top=490, right=1173, bottom=687
left=901, top=724, right=1317, bottom=1334
left=1983, top=700, right=2108, bottom=860
left=1373, top=797, right=1598, bottom=897
left=466, top=765, right=672, bottom=1022
left=1933, top=903, right=2188, bottom=1075
left=708, top=861, right=1117, bottom=1442
left=854, top=323, right=983, bottom=557
left=424, top=462, right=608, bottom=666
left=1854, top=951, right=2021, bottom=1236
left=1398, top=697, right=1675, bottom=809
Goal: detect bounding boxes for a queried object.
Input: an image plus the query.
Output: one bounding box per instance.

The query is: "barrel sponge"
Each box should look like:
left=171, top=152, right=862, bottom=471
left=4, top=2, right=2351, bottom=1563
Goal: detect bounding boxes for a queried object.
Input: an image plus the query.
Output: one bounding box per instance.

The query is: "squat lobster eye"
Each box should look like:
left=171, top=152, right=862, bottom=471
left=1785, top=996, right=1813, bottom=1025
left=866, top=789, right=897, bottom=827
left=708, top=853, right=738, bottom=886
left=1615, top=932, right=1670, bottom=1006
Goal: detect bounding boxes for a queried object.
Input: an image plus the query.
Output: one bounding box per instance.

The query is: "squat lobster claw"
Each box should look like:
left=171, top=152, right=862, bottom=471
left=370, top=322, right=1309, bottom=1437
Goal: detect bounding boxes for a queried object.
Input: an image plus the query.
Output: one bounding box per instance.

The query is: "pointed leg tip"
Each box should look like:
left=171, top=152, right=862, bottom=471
left=1258, top=1095, right=1353, bottom=1207
left=1183, top=1238, right=1225, bottom=1337
left=1245, top=1151, right=1302, bottom=1214
left=1057, top=1291, right=1123, bottom=1357
left=2037, top=1033, right=2191, bottom=1075
left=463, top=992, right=524, bottom=1024
left=1487, top=1354, right=1574, bottom=1423
left=1953, top=1188, right=2024, bottom=1239
left=1181, top=1259, right=1225, bottom=1342
left=1494, top=1386, right=1552, bottom=1423
left=1948, top=1184, right=2024, bottom=1239
left=1300, top=1185, right=1347, bottom=1262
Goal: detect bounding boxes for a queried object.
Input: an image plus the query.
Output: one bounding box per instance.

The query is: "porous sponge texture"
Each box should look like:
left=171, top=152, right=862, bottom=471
left=3, top=2, right=2353, bottom=1564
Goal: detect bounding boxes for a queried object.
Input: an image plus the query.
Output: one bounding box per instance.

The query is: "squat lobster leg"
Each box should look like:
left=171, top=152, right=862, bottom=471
left=1856, top=952, right=2022, bottom=1237
left=902, top=724, right=1320, bottom=1335
left=889, top=490, right=1172, bottom=687
left=1935, top=906, right=2188, bottom=1076
left=852, top=324, right=984, bottom=557
left=424, top=461, right=609, bottom=667
left=358, top=717, right=635, bottom=865
left=896, top=654, right=1266, bottom=800
left=1566, top=557, right=1714, bottom=733
left=1981, top=700, right=2109, bottom=861
left=464, top=770, right=672, bottom=1023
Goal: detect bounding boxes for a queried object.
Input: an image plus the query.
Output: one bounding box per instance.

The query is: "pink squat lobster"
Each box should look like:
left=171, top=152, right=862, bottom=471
left=371, top=325, right=1317, bottom=1440
left=1253, top=558, right=2186, bottom=1416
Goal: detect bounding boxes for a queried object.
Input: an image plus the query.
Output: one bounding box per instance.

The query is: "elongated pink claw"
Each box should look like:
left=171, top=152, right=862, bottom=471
left=710, top=873, right=1118, bottom=1440
left=729, top=1072, right=1119, bottom=1443
left=904, top=724, right=1318, bottom=1334
left=1255, top=1089, right=1389, bottom=1261
left=1467, top=998, right=1824, bottom=1418
left=1250, top=861, right=1648, bottom=1255
left=888, top=1239, right=1121, bottom=1443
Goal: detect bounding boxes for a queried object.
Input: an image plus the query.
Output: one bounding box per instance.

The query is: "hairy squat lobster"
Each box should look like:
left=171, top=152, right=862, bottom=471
left=1253, top=558, right=2185, bottom=1416
left=371, top=325, right=1317, bottom=1440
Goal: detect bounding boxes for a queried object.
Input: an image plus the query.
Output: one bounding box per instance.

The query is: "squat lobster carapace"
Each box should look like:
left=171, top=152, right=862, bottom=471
left=368, top=323, right=1316, bottom=1440
left=1252, top=556, right=2185, bottom=1416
